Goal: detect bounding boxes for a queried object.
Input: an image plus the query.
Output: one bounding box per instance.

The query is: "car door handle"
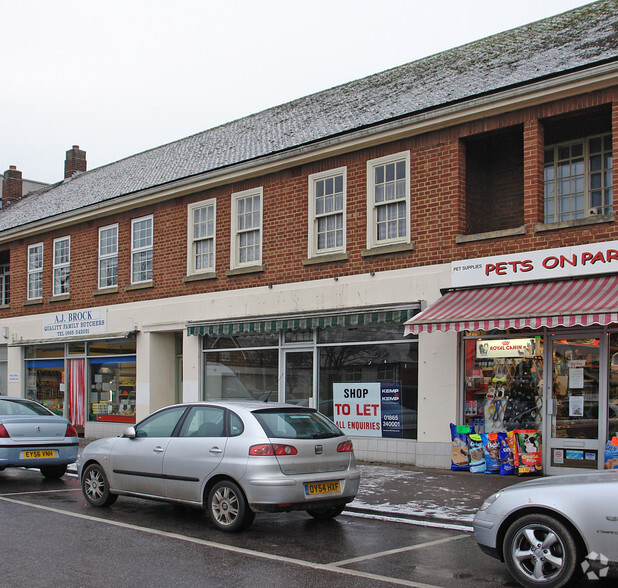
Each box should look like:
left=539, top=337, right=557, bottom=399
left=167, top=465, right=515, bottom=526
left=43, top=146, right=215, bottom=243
left=153, top=446, right=165, bottom=454
left=209, top=447, right=223, bottom=454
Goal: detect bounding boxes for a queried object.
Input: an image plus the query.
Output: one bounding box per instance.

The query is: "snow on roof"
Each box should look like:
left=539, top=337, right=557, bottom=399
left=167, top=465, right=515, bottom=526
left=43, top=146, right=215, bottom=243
left=1, top=0, right=617, bottom=233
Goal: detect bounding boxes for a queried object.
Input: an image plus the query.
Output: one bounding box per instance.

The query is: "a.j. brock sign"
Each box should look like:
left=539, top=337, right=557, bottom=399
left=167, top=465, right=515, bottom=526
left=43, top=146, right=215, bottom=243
left=42, top=308, right=107, bottom=339
left=452, top=240, right=618, bottom=288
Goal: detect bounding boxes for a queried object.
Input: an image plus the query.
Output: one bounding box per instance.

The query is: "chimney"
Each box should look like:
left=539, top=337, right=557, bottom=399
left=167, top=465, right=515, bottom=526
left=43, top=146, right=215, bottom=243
left=64, top=145, right=87, bottom=179
left=2, top=165, right=23, bottom=207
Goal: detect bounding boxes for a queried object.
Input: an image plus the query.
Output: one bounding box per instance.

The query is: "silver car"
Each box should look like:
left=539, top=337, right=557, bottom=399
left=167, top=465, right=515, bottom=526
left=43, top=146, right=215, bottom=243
left=0, top=397, right=79, bottom=478
left=78, top=401, right=360, bottom=532
left=474, top=470, right=618, bottom=587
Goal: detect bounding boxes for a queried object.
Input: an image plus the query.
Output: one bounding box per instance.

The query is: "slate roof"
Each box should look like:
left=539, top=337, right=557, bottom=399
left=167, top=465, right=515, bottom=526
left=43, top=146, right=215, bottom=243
left=1, top=0, right=617, bottom=233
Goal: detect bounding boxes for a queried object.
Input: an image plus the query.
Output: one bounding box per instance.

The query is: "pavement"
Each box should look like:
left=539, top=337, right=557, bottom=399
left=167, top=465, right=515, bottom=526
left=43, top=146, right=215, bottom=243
left=72, top=438, right=524, bottom=531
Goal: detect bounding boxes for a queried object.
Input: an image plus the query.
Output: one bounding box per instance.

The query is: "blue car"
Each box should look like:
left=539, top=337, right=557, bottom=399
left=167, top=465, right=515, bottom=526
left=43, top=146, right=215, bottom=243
left=0, top=397, right=79, bottom=479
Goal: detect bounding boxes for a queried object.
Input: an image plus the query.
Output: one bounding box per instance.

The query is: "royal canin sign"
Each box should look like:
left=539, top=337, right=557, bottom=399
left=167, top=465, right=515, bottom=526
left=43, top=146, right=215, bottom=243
left=452, top=240, right=618, bottom=288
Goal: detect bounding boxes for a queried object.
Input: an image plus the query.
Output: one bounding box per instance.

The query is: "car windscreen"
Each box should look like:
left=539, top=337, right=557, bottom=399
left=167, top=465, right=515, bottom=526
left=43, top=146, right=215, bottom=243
left=253, top=408, right=343, bottom=439
left=0, top=398, right=53, bottom=416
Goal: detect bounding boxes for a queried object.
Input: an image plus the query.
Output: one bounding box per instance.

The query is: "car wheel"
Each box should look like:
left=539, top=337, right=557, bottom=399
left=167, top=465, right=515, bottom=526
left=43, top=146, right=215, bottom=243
left=503, top=513, right=579, bottom=588
left=82, top=463, right=118, bottom=507
left=207, top=480, right=255, bottom=532
left=40, top=465, right=67, bottom=479
left=306, top=504, right=345, bottom=520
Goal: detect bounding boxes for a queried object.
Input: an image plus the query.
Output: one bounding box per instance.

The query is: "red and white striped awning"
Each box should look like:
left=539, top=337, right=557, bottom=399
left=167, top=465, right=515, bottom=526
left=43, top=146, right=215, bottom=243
left=404, top=275, right=618, bottom=335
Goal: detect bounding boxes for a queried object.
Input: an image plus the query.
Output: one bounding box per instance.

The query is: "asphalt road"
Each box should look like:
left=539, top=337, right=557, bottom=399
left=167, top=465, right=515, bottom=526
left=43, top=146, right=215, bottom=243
left=0, top=468, right=612, bottom=588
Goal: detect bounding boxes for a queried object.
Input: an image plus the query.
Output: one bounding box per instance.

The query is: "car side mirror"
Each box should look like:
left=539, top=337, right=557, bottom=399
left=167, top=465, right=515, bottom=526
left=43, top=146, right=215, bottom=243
left=123, top=426, right=137, bottom=439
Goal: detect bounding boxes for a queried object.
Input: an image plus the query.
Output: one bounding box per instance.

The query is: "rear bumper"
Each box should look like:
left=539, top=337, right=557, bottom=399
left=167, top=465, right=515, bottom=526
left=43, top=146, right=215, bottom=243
left=0, top=443, right=79, bottom=468
left=251, top=495, right=355, bottom=513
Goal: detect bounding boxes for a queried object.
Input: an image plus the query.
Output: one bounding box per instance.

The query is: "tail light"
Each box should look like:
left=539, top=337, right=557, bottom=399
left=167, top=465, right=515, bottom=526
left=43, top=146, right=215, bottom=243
left=0, top=424, right=9, bottom=438
left=65, top=424, right=78, bottom=438
left=249, top=443, right=298, bottom=456
left=337, top=440, right=353, bottom=452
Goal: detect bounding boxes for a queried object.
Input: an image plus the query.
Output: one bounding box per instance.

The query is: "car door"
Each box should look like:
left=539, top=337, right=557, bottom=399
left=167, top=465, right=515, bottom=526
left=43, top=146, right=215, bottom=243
left=162, top=405, right=228, bottom=503
left=108, top=405, right=188, bottom=497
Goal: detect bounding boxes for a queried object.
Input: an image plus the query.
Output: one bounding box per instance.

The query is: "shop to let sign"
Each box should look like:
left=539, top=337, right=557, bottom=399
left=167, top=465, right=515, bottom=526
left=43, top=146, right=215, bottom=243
left=332, top=382, right=402, bottom=437
left=42, top=308, right=107, bottom=339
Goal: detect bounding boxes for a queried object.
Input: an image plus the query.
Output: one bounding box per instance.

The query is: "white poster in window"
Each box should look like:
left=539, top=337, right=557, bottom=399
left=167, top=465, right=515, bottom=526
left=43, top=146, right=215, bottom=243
left=332, top=383, right=382, bottom=437
left=569, top=395, right=584, bottom=417
left=568, top=367, right=584, bottom=389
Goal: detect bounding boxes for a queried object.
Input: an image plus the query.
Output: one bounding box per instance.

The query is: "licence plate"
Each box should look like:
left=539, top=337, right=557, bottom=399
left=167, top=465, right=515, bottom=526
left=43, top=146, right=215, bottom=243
left=22, top=450, right=57, bottom=459
left=304, top=480, right=341, bottom=496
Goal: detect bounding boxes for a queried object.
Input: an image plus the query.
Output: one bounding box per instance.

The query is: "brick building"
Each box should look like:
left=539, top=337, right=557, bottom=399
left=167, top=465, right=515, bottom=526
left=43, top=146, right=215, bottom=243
left=0, top=1, right=617, bottom=471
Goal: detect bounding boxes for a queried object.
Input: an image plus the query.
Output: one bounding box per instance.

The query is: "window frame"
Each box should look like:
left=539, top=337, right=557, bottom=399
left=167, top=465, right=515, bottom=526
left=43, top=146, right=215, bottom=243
left=52, top=236, right=70, bottom=296
left=230, top=187, right=263, bottom=269
left=27, top=242, right=44, bottom=300
left=366, top=151, right=411, bottom=250
left=187, top=199, right=216, bottom=275
left=131, top=215, right=153, bottom=284
left=98, top=223, right=119, bottom=289
left=307, top=167, right=347, bottom=258
left=544, top=133, right=613, bottom=224
left=0, top=263, right=9, bottom=306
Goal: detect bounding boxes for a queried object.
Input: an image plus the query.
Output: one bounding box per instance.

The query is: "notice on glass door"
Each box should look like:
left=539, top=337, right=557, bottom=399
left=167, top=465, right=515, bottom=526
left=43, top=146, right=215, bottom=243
left=568, top=367, right=584, bottom=389
left=569, top=394, right=584, bottom=417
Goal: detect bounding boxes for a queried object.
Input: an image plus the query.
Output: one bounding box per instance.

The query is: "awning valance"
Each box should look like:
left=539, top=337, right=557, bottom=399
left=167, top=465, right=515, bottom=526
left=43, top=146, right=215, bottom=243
left=404, top=276, right=618, bottom=335
left=187, top=306, right=418, bottom=337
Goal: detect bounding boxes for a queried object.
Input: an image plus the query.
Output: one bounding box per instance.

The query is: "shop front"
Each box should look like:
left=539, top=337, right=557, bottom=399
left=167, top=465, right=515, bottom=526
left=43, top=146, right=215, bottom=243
left=406, top=240, right=618, bottom=473
left=187, top=305, right=420, bottom=443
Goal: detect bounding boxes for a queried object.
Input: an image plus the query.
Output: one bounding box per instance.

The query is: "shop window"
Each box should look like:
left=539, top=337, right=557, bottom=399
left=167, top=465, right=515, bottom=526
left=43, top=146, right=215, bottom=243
left=542, top=106, right=612, bottom=223
left=89, top=358, right=136, bottom=422
left=319, top=340, right=418, bottom=439
left=88, top=340, right=137, bottom=355
left=26, top=360, right=64, bottom=415
left=609, top=333, right=618, bottom=440
left=205, top=333, right=279, bottom=349
left=464, top=125, right=524, bottom=235
left=204, top=349, right=278, bottom=401
left=464, top=337, right=543, bottom=433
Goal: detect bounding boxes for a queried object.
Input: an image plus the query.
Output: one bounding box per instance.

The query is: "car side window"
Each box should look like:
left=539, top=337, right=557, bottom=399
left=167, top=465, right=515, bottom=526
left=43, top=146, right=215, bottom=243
left=135, top=406, right=187, bottom=438
left=229, top=411, right=244, bottom=437
left=179, top=406, right=225, bottom=438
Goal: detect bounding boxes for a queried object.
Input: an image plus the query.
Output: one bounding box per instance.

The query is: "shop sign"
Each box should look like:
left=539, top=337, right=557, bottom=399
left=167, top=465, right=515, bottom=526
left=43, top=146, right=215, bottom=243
left=42, top=308, right=107, bottom=339
left=332, top=382, right=402, bottom=437
left=452, top=240, right=618, bottom=287
left=476, top=338, right=538, bottom=358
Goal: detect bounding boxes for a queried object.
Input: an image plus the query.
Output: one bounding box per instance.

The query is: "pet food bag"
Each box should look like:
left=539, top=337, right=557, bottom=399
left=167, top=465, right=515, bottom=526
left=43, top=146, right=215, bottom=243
left=450, top=423, right=473, bottom=471
left=499, top=431, right=515, bottom=476
left=481, top=432, right=502, bottom=474
left=604, top=437, right=618, bottom=469
left=513, top=429, right=543, bottom=476
left=469, top=433, right=486, bottom=473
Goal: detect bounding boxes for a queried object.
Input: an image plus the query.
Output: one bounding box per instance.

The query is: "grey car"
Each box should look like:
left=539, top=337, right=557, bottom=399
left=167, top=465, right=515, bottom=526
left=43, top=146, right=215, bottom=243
left=78, top=401, right=360, bottom=532
left=473, top=470, right=618, bottom=587
left=0, top=397, right=79, bottom=478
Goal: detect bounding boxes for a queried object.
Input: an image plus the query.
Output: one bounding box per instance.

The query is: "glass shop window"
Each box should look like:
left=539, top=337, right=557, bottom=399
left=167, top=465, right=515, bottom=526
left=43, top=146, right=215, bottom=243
left=89, top=358, right=136, bottom=422
left=464, top=337, right=544, bottom=434
left=26, top=360, right=65, bottom=415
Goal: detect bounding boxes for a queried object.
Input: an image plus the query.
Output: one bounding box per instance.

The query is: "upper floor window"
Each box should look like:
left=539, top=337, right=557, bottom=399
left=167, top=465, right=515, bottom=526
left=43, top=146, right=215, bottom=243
left=131, top=215, right=153, bottom=283
left=53, top=236, right=70, bottom=296
left=188, top=199, right=216, bottom=274
left=544, top=134, right=613, bottom=223
left=367, top=152, right=410, bottom=249
left=98, top=224, right=118, bottom=289
left=308, top=168, right=346, bottom=257
left=0, top=263, right=9, bottom=306
left=27, top=243, right=43, bottom=300
left=231, top=188, right=262, bottom=268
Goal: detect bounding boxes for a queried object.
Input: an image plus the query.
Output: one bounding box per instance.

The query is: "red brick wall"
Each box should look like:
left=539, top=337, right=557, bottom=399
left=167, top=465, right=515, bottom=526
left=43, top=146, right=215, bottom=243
left=2, top=87, right=617, bottom=318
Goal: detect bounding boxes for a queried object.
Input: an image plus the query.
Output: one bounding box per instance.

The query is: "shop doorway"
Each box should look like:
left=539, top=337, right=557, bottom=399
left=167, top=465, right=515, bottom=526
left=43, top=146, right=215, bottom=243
left=547, top=335, right=604, bottom=473
left=283, top=350, right=314, bottom=407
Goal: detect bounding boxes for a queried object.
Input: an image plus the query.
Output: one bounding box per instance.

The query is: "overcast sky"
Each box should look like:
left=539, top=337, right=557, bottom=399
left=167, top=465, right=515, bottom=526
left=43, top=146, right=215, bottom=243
left=1, top=0, right=593, bottom=184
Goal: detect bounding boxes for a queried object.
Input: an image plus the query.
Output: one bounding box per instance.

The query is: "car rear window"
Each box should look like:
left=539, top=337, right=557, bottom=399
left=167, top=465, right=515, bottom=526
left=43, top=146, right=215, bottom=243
left=253, top=408, right=343, bottom=439
left=0, top=398, right=52, bottom=416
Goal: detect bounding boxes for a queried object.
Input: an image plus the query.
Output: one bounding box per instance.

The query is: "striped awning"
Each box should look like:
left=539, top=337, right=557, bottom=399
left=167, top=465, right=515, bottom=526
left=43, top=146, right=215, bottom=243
left=404, top=276, right=618, bottom=335
left=187, top=306, right=418, bottom=337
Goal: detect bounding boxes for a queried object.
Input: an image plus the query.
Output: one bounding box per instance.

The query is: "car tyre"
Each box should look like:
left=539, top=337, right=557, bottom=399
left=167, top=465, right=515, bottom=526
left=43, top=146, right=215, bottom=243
left=82, top=463, right=118, bottom=507
left=207, top=480, right=255, bottom=532
left=40, top=465, right=67, bottom=479
left=306, top=504, right=345, bottom=520
left=503, top=513, right=579, bottom=588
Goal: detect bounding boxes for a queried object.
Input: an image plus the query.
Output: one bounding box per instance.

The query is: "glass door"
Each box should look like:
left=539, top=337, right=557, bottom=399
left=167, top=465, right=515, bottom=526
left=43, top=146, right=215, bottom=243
left=284, top=350, right=314, bottom=407
left=548, top=336, right=603, bottom=472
